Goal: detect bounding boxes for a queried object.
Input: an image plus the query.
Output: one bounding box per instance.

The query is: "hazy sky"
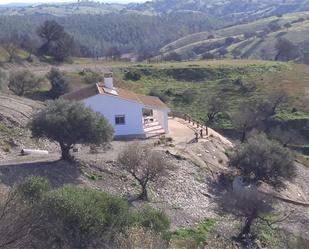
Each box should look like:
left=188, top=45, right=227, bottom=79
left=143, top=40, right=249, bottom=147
left=0, top=0, right=147, bottom=4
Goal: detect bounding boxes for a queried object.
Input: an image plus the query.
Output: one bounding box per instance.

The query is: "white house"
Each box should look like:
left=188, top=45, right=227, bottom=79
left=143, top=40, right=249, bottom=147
left=62, top=73, right=170, bottom=138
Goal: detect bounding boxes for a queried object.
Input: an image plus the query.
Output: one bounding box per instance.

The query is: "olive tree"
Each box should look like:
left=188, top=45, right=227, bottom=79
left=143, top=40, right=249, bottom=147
left=217, top=189, right=274, bottom=241
left=30, top=99, right=114, bottom=160
left=118, top=143, right=173, bottom=201
left=202, top=94, right=227, bottom=125
left=8, top=70, right=42, bottom=96
left=229, top=133, right=296, bottom=188
left=46, top=68, right=70, bottom=99
left=232, top=92, right=288, bottom=142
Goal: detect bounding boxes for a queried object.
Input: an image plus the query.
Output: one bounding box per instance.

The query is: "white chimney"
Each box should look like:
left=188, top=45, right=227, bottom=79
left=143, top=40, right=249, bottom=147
left=104, top=72, right=114, bottom=89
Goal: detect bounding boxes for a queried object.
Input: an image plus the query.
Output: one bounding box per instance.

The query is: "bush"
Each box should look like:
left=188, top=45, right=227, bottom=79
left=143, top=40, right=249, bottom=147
left=149, top=88, right=168, bottom=103
left=171, top=218, right=216, bottom=248
left=8, top=70, right=42, bottom=96
left=202, top=52, right=215, bottom=59
left=124, top=70, right=141, bottom=81
left=44, top=186, right=131, bottom=234
left=7, top=177, right=171, bottom=248
left=18, top=176, right=51, bottom=202
left=164, top=52, right=182, bottom=62
left=182, top=89, right=196, bottom=104
left=134, top=207, right=170, bottom=234
left=47, top=68, right=70, bottom=99
left=79, top=68, right=102, bottom=84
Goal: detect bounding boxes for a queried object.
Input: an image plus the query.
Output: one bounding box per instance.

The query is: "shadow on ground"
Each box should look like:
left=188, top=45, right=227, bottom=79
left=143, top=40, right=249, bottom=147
left=0, top=160, right=81, bottom=187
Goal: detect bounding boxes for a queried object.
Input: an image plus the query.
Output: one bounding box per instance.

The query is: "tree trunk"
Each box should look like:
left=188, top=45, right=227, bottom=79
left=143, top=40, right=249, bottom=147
left=241, top=129, right=246, bottom=143
left=27, top=50, right=33, bottom=61
left=237, top=214, right=256, bottom=241
left=138, top=185, right=148, bottom=201
left=60, top=143, right=71, bottom=160
left=207, top=113, right=215, bottom=124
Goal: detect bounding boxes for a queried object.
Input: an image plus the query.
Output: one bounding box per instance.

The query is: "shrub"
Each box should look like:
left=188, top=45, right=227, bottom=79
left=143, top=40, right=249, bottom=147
left=18, top=176, right=51, bottom=202
left=149, top=88, right=168, bottom=103
left=124, top=70, right=141, bottom=81
left=134, top=207, right=170, bottom=234
left=47, top=67, right=70, bottom=99
left=79, top=68, right=102, bottom=84
left=202, top=52, right=215, bottom=59
left=171, top=218, right=216, bottom=247
left=8, top=70, right=42, bottom=96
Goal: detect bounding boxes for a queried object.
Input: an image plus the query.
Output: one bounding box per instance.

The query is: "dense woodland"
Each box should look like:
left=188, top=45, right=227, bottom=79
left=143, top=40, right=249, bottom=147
left=0, top=12, right=217, bottom=58
left=0, top=0, right=308, bottom=59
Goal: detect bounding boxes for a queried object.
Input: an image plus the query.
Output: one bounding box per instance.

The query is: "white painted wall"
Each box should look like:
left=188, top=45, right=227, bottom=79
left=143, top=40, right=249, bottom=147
left=83, top=94, right=144, bottom=136
left=153, top=109, right=169, bottom=134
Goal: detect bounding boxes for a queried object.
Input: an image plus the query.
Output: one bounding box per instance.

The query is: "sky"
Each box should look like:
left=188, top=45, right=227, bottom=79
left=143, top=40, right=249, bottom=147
left=0, top=0, right=147, bottom=4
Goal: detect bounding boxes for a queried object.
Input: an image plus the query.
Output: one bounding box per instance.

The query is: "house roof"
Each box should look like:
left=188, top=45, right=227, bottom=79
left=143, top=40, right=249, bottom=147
left=62, top=83, right=169, bottom=110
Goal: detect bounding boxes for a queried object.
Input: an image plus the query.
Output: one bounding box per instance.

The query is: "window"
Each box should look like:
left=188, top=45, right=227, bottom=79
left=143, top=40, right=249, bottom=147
left=115, top=115, right=125, bottom=125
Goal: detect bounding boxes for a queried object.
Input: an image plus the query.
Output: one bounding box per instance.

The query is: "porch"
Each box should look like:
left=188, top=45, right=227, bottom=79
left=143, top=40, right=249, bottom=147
left=142, top=107, right=169, bottom=138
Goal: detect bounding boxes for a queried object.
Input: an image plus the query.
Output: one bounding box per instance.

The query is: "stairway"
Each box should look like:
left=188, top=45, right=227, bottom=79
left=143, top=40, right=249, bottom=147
left=143, top=118, right=165, bottom=138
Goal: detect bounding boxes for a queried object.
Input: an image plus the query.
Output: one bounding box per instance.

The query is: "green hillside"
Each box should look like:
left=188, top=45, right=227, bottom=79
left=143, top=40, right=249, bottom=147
left=112, top=59, right=309, bottom=144
left=161, top=12, right=309, bottom=62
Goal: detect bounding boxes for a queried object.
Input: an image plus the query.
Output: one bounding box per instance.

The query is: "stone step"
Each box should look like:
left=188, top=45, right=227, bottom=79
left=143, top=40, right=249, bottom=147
left=145, top=130, right=166, bottom=138
left=143, top=121, right=159, bottom=128
left=144, top=125, right=163, bottom=132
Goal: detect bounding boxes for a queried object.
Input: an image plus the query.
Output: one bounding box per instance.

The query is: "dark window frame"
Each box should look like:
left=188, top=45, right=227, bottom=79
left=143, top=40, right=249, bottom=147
left=115, top=115, right=126, bottom=125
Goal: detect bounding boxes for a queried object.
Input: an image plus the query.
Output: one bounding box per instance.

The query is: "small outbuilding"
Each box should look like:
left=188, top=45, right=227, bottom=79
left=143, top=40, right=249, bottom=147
left=62, top=73, right=170, bottom=138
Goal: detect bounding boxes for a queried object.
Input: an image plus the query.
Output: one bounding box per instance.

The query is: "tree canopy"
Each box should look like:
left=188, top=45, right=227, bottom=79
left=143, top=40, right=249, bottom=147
left=118, top=143, right=173, bottom=201
left=46, top=68, right=70, bottom=99
left=30, top=99, right=114, bottom=160
left=229, top=133, right=296, bottom=188
left=8, top=70, right=42, bottom=96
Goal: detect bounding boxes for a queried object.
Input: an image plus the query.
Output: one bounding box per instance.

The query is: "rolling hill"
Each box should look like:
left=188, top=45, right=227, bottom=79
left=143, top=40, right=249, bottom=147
left=132, top=0, right=309, bottom=23
left=160, top=11, right=309, bottom=62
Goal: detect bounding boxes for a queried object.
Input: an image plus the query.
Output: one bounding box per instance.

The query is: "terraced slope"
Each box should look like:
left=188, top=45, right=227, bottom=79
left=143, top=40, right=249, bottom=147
left=161, top=12, right=309, bottom=62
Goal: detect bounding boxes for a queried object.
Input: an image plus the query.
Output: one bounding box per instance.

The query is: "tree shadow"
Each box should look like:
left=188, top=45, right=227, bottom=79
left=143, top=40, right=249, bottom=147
left=0, top=160, right=82, bottom=187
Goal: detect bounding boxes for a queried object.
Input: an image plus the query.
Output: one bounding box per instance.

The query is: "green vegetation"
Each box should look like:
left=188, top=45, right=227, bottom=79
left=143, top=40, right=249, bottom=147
left=118, top=60, right=308, bottom=144
left=229, top=133, right=296, bottom=187
left=0, top=123, right=19, bottom=151
left=8, top=70, right=43, bottom=96
left=0, top=176, right=170, bottom=248
left=171, top=218, right=216, bottom=247
left=47, top=67, right=70, bottom=98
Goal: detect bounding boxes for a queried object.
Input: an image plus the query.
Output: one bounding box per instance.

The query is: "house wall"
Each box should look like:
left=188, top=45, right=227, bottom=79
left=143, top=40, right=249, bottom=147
left=83, top=94, right=144, bottom=136
left=153, top=109, right=169, bottom=134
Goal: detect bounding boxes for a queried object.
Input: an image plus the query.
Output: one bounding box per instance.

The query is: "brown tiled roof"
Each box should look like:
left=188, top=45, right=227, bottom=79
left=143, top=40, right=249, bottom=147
left=62, top=84, right=98, bottom=101
left=136, top=94, right=168, bottom=110
left=62, top=83, right=169, bottom=110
